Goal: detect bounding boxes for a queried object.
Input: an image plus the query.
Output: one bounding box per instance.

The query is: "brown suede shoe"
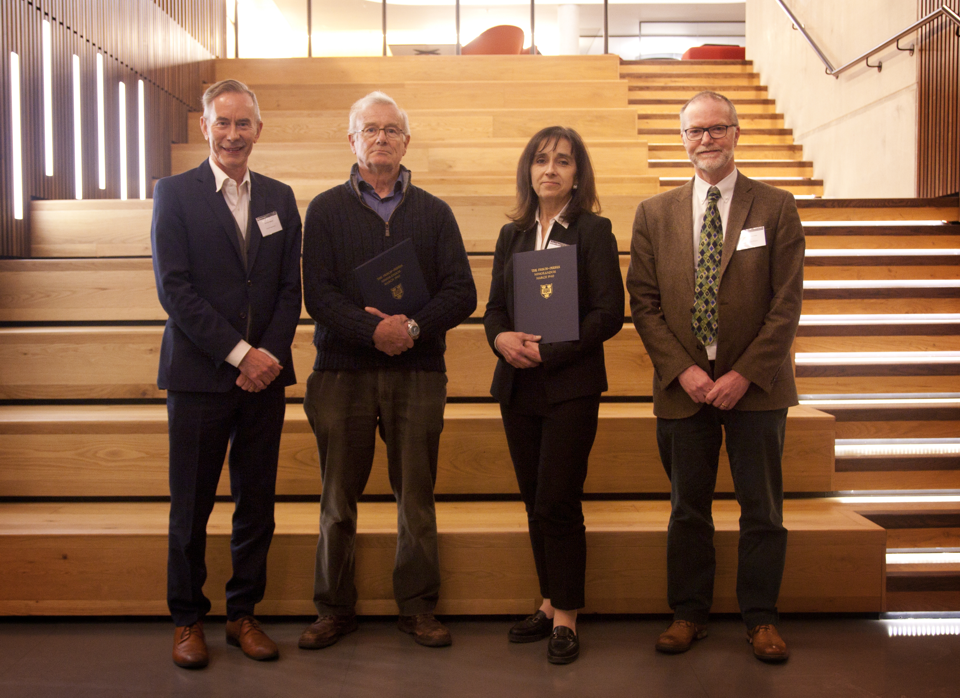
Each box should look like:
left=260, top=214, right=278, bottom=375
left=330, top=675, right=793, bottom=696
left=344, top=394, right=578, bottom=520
left=397, top=613, right=452, bottom=647
left=655, top=620, right=708, bottom=654
left=226, top=616, right=279, bottom=661
left=173, top=621, right=209, bottom=669
left=298, top=614, right=358, bottom=650
left=748, top=624, right=790, bottom=662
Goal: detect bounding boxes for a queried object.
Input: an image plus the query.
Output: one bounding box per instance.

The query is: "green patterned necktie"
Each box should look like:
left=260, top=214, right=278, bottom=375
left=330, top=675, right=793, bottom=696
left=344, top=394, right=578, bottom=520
left=692, top=186, right=723, bottom=346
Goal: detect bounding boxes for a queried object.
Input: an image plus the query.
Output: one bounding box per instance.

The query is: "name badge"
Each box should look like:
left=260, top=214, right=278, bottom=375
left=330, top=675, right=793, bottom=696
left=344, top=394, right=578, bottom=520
left=736, top=226, right=766, bottom=251
left=546, top=239, right=568, bottom=249
left=256, top=212, right=283, bottom=237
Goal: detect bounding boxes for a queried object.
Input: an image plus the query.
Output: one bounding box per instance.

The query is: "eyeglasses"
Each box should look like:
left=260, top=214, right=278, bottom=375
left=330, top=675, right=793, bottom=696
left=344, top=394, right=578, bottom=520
left=682, top=125, right=736, bottom=141
left=353, top=126, right=406, bottom=141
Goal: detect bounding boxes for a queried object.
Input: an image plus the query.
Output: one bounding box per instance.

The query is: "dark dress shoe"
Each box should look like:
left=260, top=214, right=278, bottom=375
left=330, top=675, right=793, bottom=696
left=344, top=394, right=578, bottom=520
left=173, top=621, right=209, bottom=669
left=298, top=614, right=358, bottom=649
left=226, top=616, right=279, bottom=661
left=397, top=613, right=452, bottom=647
left=547, top=626, right=579, bottom=665
left=508, top=610, right=553, bottom=643
left=748, top=624, right=790, bottom=662
left=655, top=620, right=707, bottom=654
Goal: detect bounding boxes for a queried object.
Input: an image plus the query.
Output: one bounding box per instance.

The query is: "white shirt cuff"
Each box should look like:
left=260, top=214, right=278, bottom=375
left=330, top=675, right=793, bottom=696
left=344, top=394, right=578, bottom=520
left=225, top=340, right=253, bottom=368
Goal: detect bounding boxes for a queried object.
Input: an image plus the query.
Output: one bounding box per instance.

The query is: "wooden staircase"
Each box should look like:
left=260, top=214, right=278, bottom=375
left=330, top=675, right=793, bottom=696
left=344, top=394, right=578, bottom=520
left=4, top=55, right=957, bottom=616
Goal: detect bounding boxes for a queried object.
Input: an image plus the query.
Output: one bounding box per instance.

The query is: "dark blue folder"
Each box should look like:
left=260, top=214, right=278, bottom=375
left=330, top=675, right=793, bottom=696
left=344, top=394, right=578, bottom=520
left=354, top=238, right=430, bottom=316
left=512, top=244, right=579, bottom=343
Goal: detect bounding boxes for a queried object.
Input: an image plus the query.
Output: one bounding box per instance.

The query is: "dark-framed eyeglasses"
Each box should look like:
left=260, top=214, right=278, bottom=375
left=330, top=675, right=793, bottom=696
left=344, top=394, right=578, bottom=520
left=353, top=126, right=406, bottom=141
left=682, top=124, right=736, bottom=141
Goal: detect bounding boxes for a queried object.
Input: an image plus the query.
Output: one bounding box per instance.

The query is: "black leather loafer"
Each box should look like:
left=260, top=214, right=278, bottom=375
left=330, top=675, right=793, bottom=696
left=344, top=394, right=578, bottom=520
left=508, top=610, right=552, bottom=643
left=547, top=626, right=579, bottom=665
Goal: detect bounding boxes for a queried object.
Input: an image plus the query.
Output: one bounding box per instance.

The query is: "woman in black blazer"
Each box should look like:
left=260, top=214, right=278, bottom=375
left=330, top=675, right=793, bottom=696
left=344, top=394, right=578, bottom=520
left=483, top=126, right=624, bottom=664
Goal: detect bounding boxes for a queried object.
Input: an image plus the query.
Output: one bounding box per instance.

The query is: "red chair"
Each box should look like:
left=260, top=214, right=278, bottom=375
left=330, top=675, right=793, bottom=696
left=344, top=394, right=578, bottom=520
left=682, top=45, right=746, bottom=60
left=461, top=25, right=524, bottom=55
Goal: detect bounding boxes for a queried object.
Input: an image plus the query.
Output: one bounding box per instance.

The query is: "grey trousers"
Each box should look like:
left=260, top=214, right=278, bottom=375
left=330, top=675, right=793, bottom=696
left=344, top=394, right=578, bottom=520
left=303, top=368, right=446, bottom=616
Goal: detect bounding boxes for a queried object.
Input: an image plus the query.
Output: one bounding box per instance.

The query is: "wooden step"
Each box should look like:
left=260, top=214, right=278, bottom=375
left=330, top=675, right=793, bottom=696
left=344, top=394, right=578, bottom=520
left=801, top=280, right=960, bottom=314
left=660, top=177, right=822, bottom=196
left=241, top=80, right=630, bottom=111
left=637, top=113, right=784, bottom=129
left=804, top=223, right=960, bottom=250
left=215, top=56, right=624, bottom=85
left=187, top=108, right=641, bottom=144
left=620, top=59, right=755, bottom=74
left=803, top=249, right=960, bottom=281
left=0, top=498, right=883, bottom=615
left=795, top=350, right=960, bottom=394
left=649, top=160, right=813, bottom=178
left=0, top=403, right=834, bottom=498
left=29, top=197, right=645, bottom=256
left=648, top=143, right=803, bottom=160
left=642, top=129, right=795, bottom=145
left=797, top=197, right=960, bottom=222
left=627, top=85, right=769, bottom=100
left=621, top=73, right=761, bottom=86
left=631, top=98, right=778, bottom=114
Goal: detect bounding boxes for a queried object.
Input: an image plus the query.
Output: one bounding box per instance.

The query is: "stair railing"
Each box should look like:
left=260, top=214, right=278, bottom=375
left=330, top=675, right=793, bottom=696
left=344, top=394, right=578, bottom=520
left=777, top=1, right=960, bottom=77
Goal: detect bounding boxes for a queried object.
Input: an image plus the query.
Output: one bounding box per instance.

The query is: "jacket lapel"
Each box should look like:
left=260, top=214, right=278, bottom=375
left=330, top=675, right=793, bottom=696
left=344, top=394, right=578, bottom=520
left=721, top=172, right=754, bottom=277
left=197, top=160, right=246, bottom=268
left=246, top=171, right=266, bottom=272
left=674, top=180, right=696, bottom=293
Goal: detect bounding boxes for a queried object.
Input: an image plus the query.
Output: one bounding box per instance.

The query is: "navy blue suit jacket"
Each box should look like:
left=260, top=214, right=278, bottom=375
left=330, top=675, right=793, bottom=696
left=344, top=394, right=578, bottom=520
left=151, top=159, right=302, bottom=392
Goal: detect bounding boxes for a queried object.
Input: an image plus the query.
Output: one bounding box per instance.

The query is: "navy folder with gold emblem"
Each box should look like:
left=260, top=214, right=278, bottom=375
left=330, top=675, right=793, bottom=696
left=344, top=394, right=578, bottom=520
left=354, top=238, right=430, bottom=316
left=512, top=244, right=579, bottom=343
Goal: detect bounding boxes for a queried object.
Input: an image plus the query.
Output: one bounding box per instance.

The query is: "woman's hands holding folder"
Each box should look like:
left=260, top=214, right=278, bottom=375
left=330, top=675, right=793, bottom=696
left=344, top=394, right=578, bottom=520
left=495, top=331, right=543, bottom=369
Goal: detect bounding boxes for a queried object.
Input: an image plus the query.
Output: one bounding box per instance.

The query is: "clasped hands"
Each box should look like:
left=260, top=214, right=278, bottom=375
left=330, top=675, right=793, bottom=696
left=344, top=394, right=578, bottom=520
left=678, top=365, right=749, bottom=410
left=367, top=307, right=414, bottom=356
left=236, top=348, right=282, bottom=393
left=495, top=331, right=542, bottom=369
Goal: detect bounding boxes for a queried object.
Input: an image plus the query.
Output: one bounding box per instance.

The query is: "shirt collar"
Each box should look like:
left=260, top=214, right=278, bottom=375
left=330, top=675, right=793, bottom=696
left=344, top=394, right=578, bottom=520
left=356, top=175, right=403, bottom=200
left=209, top=156, right=251, bottom=193
left=536, top=199, right=572, bottom=230
left=694, top=167, right=738, bottom=204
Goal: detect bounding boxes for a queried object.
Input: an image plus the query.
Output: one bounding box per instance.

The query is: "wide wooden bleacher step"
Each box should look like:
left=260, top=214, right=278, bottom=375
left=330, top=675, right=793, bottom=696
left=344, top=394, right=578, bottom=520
left=0, top=499, right=884, bottom=616
left=0, top=403, right=835, bottom=498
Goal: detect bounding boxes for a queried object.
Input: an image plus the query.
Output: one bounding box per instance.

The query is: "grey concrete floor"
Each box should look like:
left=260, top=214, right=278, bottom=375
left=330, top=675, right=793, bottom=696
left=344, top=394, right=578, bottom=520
left=0, top=616, right=958, bottom=697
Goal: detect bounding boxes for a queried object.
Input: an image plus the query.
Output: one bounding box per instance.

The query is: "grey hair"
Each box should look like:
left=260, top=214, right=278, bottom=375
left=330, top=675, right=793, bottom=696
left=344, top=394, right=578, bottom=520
left=202, top=79, right=261, bottom=125
left=679, top=91, right=739, bottom=128
left=348, top=91, right=410, bottom=136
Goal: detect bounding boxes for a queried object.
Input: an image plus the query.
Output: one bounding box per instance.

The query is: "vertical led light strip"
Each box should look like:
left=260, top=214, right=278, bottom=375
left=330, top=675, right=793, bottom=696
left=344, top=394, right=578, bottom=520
left=10, top=52, right=24, bottom=220
left=72, top=54, right=82, bottom=199
left=42, top=20, right=53, bottom=176
left=118, top=81, right=127, bottom=200
left=96, top=53, right=105, bottom=190
left=138, top=79, right=146, bottom=200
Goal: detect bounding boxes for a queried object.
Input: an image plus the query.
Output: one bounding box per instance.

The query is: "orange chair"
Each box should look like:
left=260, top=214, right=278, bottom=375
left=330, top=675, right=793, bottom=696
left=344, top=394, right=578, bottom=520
left=461, top=25, right=524, bottom=55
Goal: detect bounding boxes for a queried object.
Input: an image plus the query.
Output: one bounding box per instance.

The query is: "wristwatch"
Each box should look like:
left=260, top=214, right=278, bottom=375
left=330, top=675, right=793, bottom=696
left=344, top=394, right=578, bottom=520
left=406, top=319, right=420, bottom=340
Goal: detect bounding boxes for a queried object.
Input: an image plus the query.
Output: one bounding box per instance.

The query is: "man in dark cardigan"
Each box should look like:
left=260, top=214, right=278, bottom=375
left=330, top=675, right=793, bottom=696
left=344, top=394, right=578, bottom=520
left=297, top=92, right=476, bottom=651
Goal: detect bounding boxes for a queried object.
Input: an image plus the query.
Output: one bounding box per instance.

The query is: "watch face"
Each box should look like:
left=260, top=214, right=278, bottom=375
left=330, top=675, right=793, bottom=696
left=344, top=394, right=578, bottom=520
left=407, top=320, right=420, bottom=338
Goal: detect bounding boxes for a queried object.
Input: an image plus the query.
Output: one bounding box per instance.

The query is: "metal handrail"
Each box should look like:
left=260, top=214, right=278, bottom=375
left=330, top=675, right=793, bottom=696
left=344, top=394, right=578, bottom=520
left=777, top=1, right=960, bottom=78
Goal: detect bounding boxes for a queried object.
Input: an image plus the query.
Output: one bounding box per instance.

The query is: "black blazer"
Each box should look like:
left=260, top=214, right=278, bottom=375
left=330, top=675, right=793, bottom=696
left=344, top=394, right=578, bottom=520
left=151, top=160, right=303, bottom=392
left=483, top=211, right=624, bottom=405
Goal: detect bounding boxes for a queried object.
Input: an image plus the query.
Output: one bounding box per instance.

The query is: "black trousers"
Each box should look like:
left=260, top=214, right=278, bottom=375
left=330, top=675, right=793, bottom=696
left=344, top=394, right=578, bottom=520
left=500, top=374, right=600, bottom=611
left=166, top=384, right=286, bottom=626
left=656, top=404, right=788, bottom=629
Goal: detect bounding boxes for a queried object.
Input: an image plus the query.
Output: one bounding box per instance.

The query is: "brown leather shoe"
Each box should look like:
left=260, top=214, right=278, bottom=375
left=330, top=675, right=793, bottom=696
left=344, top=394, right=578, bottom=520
left=226, top=616, right=279, bottom=661
left=747, top=624, right=790, bottom=662
left=173, top=621, right=209, bottom=669
left=298, top=614, right=358, bottom=650
left=397, top=613, right=452, bottom=647
left=655, top=620, right=708, bottom=654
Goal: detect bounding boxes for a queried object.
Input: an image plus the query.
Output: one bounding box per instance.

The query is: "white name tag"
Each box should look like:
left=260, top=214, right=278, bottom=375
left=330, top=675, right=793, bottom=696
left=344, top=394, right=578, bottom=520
left=546, top=239, right=568, bottom=249
left=256, top=212, right=283, bottom=237
left=736, top=226, right=766, bottom=251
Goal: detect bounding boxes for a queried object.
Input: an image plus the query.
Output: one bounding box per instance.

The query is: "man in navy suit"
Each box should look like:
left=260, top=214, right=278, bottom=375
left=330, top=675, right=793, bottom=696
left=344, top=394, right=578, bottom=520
left=151, top=79, right=302, bottom=669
